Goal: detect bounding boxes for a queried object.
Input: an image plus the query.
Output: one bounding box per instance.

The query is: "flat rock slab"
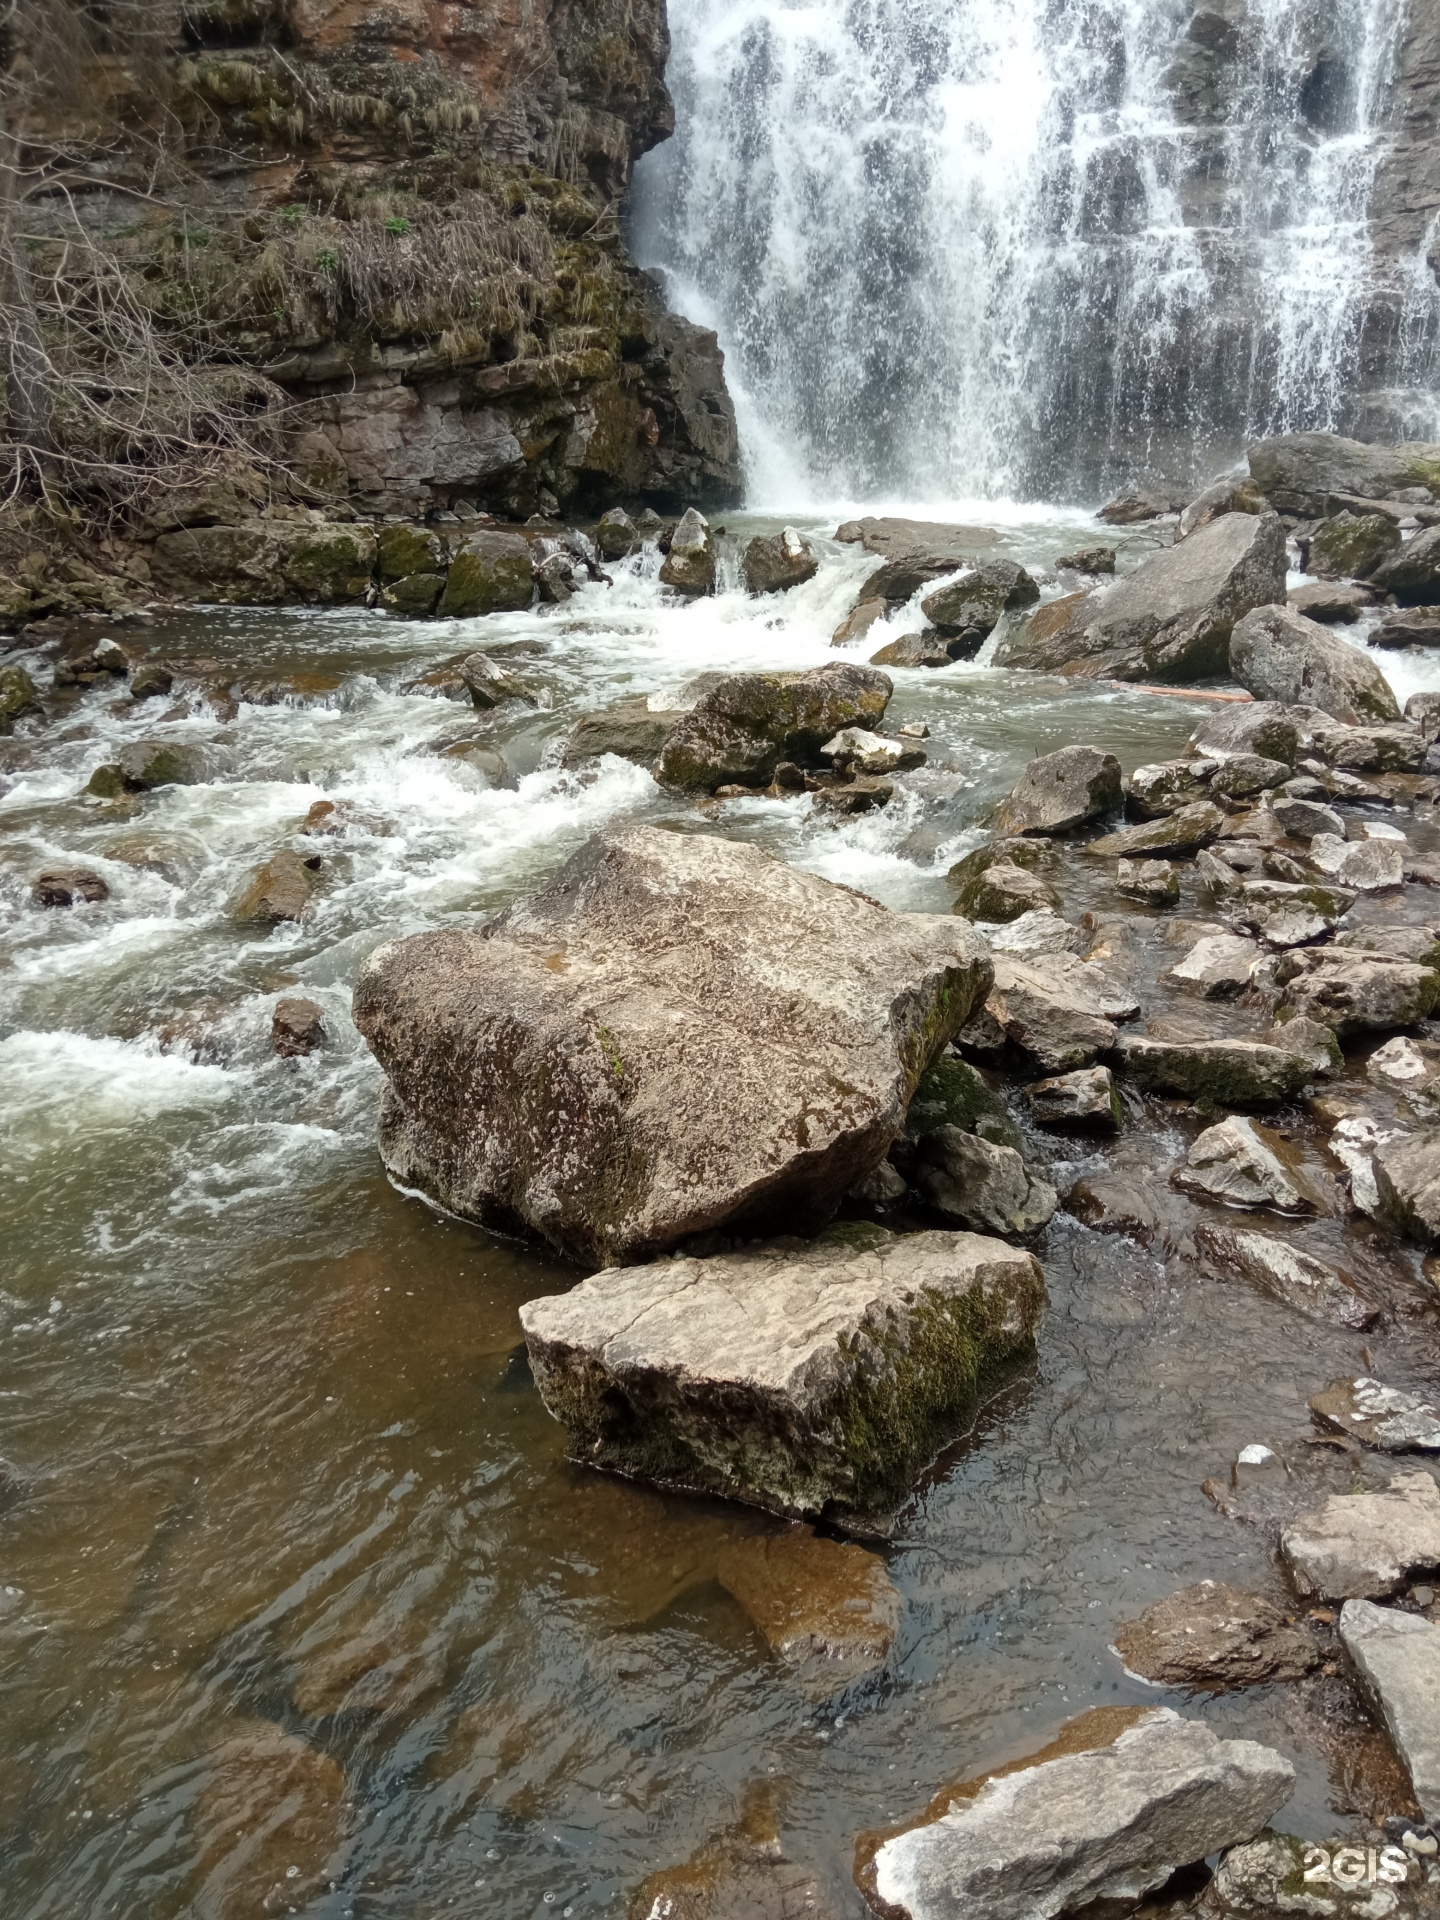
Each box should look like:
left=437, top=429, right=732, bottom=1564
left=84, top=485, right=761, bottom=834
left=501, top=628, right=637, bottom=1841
left=1116, top=1036, right=1314, bottom=1107
left=717, top=1525, right=901, bottom=1699
left=1341, top=1599, right=1440, bottom=1823
left=353, top=827, right=992, bottom=1267
left=1311, top=1379, right=1440, bottom=1453
left=856, top=1705, right=1294, bottom=1920
left=520, top=1227, right=1045, bottom=1533
left=1195, top=1224, right=1379, bottom=1330
left=1282, top=1472, right=1440, bottom=1599
left=982, top=953, right=1139, bottom=1072
left=1089, top=801, right=1225, bottom=859
left=1114, top=1581, right=1324, bottom=1688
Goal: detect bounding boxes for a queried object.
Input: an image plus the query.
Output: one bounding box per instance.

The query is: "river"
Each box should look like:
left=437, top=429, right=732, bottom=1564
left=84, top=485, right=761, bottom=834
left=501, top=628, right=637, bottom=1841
left=2, top=511, right=1439, bottom=1915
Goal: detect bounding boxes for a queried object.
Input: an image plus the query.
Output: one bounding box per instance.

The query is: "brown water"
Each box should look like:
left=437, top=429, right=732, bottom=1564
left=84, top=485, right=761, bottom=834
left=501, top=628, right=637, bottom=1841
left=2, top=514, right=1439, bottom=1918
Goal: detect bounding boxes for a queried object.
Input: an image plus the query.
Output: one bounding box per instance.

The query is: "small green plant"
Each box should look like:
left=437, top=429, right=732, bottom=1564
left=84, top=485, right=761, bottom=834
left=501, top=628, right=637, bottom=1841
left=383, top=215, right=411, bottom=236
left=280, top=203, right=307, bottom=228
left=185, top=226, right=212, bottom=248
left=314, top=249, right=339, bottom=272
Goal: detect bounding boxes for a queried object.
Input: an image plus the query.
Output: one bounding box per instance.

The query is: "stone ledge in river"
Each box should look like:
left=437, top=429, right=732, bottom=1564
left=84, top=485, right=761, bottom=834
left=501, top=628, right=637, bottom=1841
left=352, top=825, right=993, bottom=1267
left=993, top=513, right=1287, bottom=683
left=855, top=1706, right=1293, bottom=1920
left=1247, top=432, right=1440, bottom=519
left=520, top=1226, right=1045, bottom=1533
left=656, top=662, right=891, bottom=793
left=1115, top=1035, right=1315, bottom=1106
left=150, top=519, right=378, bottom=605
left=1195, top=1223, right=1380, bottom=1330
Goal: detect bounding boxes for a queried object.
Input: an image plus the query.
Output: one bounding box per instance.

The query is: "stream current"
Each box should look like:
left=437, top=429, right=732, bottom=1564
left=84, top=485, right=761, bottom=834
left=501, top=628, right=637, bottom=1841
left=2, top=517, right=1440, bottom=1916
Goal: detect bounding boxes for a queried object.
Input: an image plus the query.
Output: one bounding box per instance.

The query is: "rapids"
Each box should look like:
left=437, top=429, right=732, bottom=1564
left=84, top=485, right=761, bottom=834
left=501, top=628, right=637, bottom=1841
left=2, top=520, right=1439, bottom=1914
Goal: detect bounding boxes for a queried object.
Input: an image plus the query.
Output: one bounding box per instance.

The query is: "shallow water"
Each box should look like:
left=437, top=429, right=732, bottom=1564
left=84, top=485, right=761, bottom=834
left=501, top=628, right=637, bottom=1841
left=2, top=515, right=1439, bottom=1918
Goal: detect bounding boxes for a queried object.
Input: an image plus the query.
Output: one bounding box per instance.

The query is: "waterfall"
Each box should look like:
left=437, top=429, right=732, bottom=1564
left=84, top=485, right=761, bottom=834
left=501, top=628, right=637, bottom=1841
left=630, top=0, right=1439, bottom=504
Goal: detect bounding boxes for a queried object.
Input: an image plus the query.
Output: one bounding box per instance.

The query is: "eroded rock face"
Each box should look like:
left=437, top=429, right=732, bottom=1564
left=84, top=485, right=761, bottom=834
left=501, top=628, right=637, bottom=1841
left=656, top=664, right=892, bottom=793
left=520, top=1226, right=1045, bottom=1530
left=857, top=1707, right=1294, bottom=1920
left=1229, top=604, right=1402, bottom=725
left=353, top=826, right=992, bottom=1266
left=994, top=513, right=1288, bottom=682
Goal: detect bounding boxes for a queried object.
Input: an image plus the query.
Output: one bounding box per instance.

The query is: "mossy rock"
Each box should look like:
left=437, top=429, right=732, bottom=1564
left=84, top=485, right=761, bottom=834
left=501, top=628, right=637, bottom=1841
left=1307, top=513, right=1401, bottom=582
left=382, top=572, right=447, bottom=616
left=436, top=533, right=534, bottom=618
left=0, top=665, right=40, bottom=733
left=907, top=1055, right=1022, bottom=1152
left=282, top=526, right=377, bottom=603
left=377, top=524, right=446, bottom=583
left=947, top=838, right=1053, bottom=889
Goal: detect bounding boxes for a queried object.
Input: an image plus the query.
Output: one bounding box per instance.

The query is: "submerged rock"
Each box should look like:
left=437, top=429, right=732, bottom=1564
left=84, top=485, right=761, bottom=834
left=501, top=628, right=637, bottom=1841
left=353, top=826, right=991, bottom=1267
left=856, top=1706, right=1293, bottom=1920
left=117, top=739, right=205, bottom=790
left=716, top=1525, right=902, bottom=1698
left=1340, top=1600, right=1440, bottom=1823
left=190, top=1721, right=350, bottom=1919
left=31, top=867, right=109, bottom=907
left=1116, top=1035, right=1314, bottom=1106
left=1310, top=1379, right=1440, bottom=1454
left=271, top=996, right=327, bottom=1059
left=1230, top=603, right=1401, bottom=725
left=743, top=527, right=819, bottom=595
left=231, top=849, right=322, bottom=925
left=915, top=1127, right=1058, bottom=1235
left=1195, top=1223, right=1379, bottom=1330
left=660, top=508, right=717, bottom=597
left=1114, top=1582, right=1324, bottom=1688
left=656, top=663, right=891, bottom=793
left=520, top=1227, right=1045, bottom=1531
left=629, top=1784, right=835, bottom=1920
left=994, top=745, right=1122, bottom=835
left=994, top=513, right=1287, bottom=682
left=1282, top=1472, right=1440, bottom=1600
left=1175, top=1116, right=1324, bottom=1213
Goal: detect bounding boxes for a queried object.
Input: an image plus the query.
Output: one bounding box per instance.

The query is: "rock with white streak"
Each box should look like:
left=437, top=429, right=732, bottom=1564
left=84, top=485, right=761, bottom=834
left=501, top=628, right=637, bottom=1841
left=1175, top=1117, right=1325, bottom=1213
left=1165, top=934, right=1261, bottom=998
left=353, top=826, right=991, bottom=1268
left=1306, top=833, right=1405, bottom=892
left=856, top=1706, right=1294, bottom=1920
left=1310, top=1379, right=1440, bottom=1453
left=1367, top=1037, right=1440, bottom=1112
left=1329, top=1115, right=1402, bottom=1216
left=1340, top=1599, right=1440, bottom=1823
left=1373, top=1129, right=1440, bottom=1246
left=1281, top=1472, right=1440, bottom=1599
left=985, top=911, right=1085, bottom=957
left=520, top=1226, right=1045, bottom=1531
left=1196, top=1224, right=1380, bottom=1330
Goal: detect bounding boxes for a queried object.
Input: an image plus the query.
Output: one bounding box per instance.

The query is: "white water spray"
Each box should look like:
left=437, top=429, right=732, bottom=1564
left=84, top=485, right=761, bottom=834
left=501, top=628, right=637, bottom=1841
left=633, top=0, right=1437, bottom=502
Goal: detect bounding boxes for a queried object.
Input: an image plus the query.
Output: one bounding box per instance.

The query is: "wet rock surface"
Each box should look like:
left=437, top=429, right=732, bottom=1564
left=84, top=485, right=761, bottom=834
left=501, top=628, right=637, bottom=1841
left=353, top=824, right=991, bottom=1266
left=994, top=744, right=1122, bottom=835
left=856, top=1706, right=1294, bottom=1920
left=656, top=664, right=891, bottom=793
left=716, top=1526, right=902, bottom=1699
left=520, top=1227, right=1045, bottom=1531
left=1114, top=1581, right=1325, bottom=1688
left=1230, top=604, right=1403, bottom=726
left=1282, top=1474, right=1440, bottom=1600
left=1341, top=1600, right=1440, bottom=1823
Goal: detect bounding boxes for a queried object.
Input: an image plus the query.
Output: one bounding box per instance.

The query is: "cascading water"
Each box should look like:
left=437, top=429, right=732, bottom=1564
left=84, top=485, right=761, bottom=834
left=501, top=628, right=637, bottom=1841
left=631, top=0, right=1440, bottom=503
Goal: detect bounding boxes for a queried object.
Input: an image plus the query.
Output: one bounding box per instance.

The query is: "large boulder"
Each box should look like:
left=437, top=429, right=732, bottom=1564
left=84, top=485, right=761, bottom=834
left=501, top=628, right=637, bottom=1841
left=920, top=561, right=1039, bottom=638
left=1373, top=1129, right=1440, bottom=1246
left=915, top=1127, right=1058, bottom=1235
left=1274, top=949, right=1439, bottom=1035
left=352, top=826, right=993, bottom=1267
left=1305, top=512, right=1402, bottom=580
left=856, top=1707, right=1293, bottom=1920
left=1229, top=604, right=1401, bottom=724
left=1115, top=1036, right=1314, bottom=1106
left=435, top=531, right=533, bottom=618
left=659, top=508, right=717, bottom=597
left=520, top=1226, right=1045, bottom=1530
left=656, top=663, right=891, bottom=792
left=993, top=514, right=1287, bottom=682
left=838, top=517, right=998, bottom=602
left=1247, top=432, right=1440, bottom=517
left=1188, top=701, right=1301, bottom=765
left=743, top=527, right=819, bottom=595
left=994, top=745, right=1122, bottom=835
left=1372, top=522, right=1440, bottom=605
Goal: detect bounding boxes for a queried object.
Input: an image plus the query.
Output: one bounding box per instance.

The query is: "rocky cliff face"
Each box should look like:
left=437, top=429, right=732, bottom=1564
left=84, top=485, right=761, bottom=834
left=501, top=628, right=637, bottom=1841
left=34, top=0, right=741, bottom=522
